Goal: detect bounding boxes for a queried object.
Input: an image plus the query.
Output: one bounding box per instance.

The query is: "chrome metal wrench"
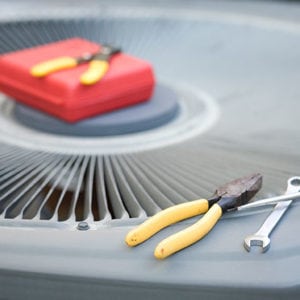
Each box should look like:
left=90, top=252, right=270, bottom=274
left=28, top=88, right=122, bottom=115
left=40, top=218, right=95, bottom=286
left=244, top=176, right=300, bottom=252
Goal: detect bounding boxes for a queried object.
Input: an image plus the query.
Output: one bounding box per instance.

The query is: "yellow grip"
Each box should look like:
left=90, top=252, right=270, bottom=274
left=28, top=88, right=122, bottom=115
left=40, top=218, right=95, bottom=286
left=125, top=199, right=209, bottom=247
left=80, top=60, right=109, bottom=85
left=154, top=203, right=223, bottom=259
left=30, top=57, right=78, bottom=77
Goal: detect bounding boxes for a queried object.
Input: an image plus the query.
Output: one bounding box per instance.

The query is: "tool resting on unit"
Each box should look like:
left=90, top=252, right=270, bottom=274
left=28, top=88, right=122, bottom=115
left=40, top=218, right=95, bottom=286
left=244, top=176, right=300, bottom=252
left=126, top=173, right=263, bottom=259
left=31, top=45, right=121, bottom=85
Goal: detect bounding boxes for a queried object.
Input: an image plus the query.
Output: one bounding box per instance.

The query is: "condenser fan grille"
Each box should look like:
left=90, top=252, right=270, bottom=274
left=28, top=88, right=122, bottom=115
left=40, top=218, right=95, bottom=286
left=0, top=12, right=300, bottom=227
left=1, top=139, right=299, bottom=225
left=0, top=144, right=210, bottom=223
left=0, top=146, right=167, bottom=222
left=0, top=17, right=192, bottom=57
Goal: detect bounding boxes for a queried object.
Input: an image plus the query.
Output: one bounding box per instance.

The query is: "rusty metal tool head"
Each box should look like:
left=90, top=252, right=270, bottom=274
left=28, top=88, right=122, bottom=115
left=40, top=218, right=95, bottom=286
left=238, top=176, right=300, bottom=210
left=77, top=45, right=121, bottom=64
left=209, top=173, right=263, bottom=212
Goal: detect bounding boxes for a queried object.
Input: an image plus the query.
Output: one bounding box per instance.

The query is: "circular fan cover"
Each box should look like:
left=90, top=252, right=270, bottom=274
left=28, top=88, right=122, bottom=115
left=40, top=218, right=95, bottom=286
left=13, top=84, right=180, bottom=137
left=0, top=3, right=299, bottom=226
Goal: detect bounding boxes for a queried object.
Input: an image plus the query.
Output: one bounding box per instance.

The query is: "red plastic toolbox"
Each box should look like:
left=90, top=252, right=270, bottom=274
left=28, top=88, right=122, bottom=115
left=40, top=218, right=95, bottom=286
left=0, top=38, right=155, bottom=122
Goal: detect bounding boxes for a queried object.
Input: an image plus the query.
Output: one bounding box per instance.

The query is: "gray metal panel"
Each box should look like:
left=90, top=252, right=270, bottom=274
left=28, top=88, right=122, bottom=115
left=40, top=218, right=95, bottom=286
left=0, top=0, right=300, bottom=299
left=0, top=205, right=300, bottom=299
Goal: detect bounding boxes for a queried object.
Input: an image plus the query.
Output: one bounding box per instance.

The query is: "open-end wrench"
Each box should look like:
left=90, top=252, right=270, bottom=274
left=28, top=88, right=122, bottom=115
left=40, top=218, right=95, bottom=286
left=244, top=176, right=300, bottom=252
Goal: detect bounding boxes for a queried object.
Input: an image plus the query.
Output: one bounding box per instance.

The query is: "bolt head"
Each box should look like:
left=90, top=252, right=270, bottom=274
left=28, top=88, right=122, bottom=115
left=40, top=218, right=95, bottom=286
left=77, top=222, right=90, bottom=231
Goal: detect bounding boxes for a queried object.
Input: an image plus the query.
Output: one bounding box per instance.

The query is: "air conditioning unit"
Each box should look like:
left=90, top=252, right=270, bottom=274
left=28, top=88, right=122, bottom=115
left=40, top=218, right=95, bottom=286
left=0, top=1, right=299, bottom=299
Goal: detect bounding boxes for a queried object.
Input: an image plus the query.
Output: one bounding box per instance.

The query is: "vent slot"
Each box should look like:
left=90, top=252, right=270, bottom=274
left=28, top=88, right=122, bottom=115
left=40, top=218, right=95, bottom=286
left=0, top=148, right=197, bottom=223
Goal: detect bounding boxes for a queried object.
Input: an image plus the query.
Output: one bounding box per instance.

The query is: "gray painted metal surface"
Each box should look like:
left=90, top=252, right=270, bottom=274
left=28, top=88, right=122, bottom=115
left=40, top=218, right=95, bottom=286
left=0, top=0, right=300, bottom=299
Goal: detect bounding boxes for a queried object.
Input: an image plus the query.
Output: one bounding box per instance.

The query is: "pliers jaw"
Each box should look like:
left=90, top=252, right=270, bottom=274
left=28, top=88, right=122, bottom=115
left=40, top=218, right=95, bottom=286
left=77, top=45, right=121, bottom=63
left=209, top=173, right=263, bottom=212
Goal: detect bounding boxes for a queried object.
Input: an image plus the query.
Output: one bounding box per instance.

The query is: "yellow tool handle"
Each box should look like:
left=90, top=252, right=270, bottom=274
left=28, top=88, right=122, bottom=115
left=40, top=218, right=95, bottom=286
left=30, top=57, right=78, bottom=77
left=154, top=203, right=223, bottom=259
left=80, top=60, right=109, bottom=85
left=125, top=199, right=209, bottom=247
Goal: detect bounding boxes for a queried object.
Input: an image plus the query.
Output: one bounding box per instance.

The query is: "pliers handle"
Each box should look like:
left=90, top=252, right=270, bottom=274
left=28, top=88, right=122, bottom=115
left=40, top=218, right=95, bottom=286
left=80, top=60, right=109, bottom=85
left=30, top=56, right=78, bottom=78
left=126, top=199, right=222, bottom=259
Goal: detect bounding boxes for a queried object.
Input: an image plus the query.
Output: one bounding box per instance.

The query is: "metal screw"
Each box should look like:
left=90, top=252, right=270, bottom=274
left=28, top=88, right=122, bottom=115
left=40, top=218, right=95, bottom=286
left=77, top=222, right=90, bottom=231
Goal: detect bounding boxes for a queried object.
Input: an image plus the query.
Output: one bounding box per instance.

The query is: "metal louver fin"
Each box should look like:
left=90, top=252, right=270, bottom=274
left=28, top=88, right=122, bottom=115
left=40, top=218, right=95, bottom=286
left=103, top=156, right=129, bottom=220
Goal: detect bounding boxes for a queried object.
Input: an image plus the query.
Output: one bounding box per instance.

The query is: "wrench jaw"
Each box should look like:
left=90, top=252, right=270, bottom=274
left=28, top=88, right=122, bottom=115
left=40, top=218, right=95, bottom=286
left=244, top=235, right=271, bottom=253
left=243, top=176, right=300, bottom=254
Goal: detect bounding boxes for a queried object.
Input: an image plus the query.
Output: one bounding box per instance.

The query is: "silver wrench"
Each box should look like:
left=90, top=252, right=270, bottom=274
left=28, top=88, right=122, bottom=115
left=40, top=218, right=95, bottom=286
left=244, top=176, right=300, bottom=252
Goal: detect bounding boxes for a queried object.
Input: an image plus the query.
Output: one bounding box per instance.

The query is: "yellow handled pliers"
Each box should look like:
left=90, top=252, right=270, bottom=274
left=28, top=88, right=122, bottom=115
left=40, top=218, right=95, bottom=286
left=126, top=173, right=263, bottom=259
left=30, top=45, right=121, bottom=85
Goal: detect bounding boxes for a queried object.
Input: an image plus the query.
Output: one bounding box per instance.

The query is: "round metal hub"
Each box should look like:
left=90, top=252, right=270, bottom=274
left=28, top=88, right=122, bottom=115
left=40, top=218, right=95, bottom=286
left=13, top=84, right=180, bottom=137
left=0, top=82, right=219, bottom=154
